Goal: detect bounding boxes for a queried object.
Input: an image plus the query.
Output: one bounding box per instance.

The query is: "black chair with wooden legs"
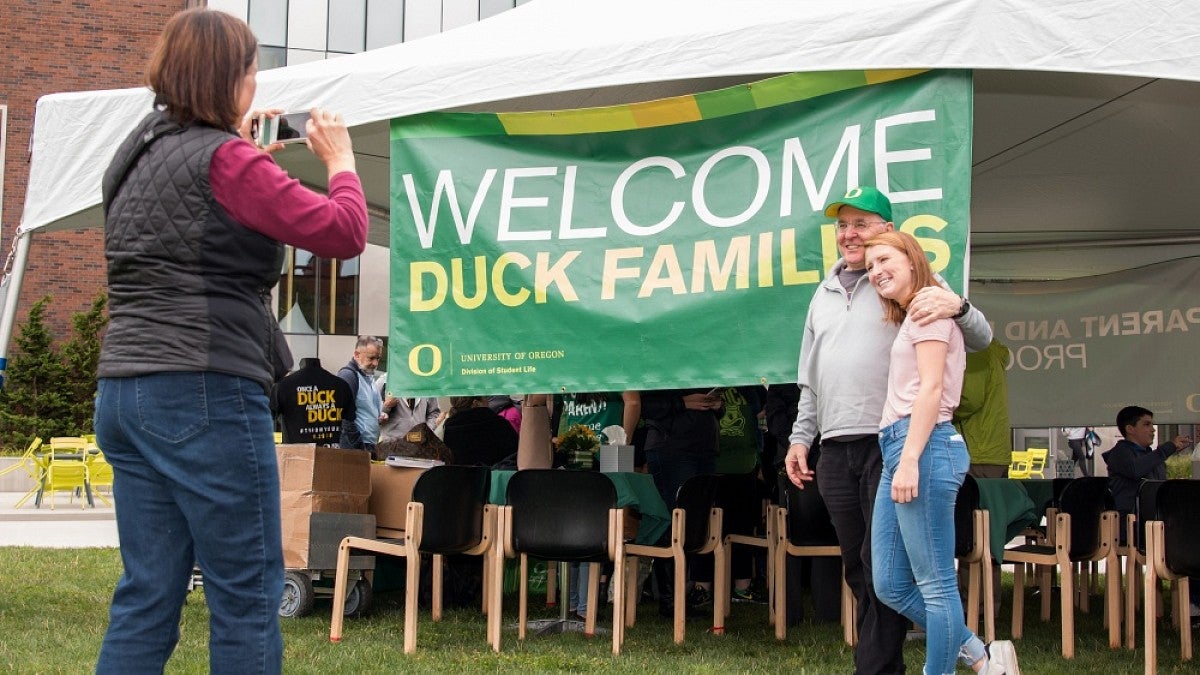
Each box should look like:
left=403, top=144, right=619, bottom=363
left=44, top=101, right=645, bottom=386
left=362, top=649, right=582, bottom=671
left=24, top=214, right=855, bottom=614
left=1119, top=479, right=1164, bottom=650
left=772, top=475, right=855, bottom=646
left=494, top=469, right=626, bottom=654
left=329, top=465, right=495, bottom=654
left=955, top=475, right=995, bottom=643
left=1001, top=476, right=1120, bottom=659
left=621, top=473, right=725, bottom=644
left=1144, top=479, right=1200, bottom=674
left=720, top=473, right=776, bottom=630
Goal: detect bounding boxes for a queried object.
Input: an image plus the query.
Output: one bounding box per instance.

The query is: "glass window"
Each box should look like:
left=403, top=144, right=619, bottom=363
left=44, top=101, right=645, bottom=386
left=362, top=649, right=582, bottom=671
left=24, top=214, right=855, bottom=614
left=287, top=0, right=328, bottom=51
left=442, top=0, right=478, bottom=30
left=277, top=247, right=359, bottom=336
left=207, top=0, right=249, bottom=16
left=328, top=0, right=367, bottom=53
left=286, top=48, right=327, bottom=66
left=404, top=0, right=440, bottom=41
left=480, top=0, right=514, bottom=20
left=258, top=45, right=288, bottom=71
left=248, top=0, right=288, bottom=47
left=366, top=0, right=405, bottom=50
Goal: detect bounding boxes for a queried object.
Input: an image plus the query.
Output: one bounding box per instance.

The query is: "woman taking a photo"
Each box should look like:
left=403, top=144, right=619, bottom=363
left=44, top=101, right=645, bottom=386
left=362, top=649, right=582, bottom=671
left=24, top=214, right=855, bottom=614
left=863, top=231, right=1017, bottom=675
left=94, top=8, right=367, bottom=673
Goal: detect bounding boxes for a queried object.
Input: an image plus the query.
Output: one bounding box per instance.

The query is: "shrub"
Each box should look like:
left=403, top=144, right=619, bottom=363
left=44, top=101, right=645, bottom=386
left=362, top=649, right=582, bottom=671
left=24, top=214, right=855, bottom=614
left=1165, top=452, right=1192, bottom=479
left=0, top=294, right=107, bottom=450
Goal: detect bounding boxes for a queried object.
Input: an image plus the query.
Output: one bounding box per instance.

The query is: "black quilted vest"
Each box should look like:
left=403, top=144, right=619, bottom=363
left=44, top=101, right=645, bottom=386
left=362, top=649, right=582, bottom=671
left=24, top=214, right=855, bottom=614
left=99, top=110, right=289, bottom=394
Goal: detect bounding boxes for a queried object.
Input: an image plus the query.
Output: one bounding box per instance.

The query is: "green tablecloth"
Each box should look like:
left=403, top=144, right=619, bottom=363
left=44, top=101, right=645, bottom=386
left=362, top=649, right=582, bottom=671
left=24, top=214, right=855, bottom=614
left=1015, top=479, right=1055, bottom=518
left=975, top=478, right=1037, bottom=562
left=489, top=470, right=670, bottom=546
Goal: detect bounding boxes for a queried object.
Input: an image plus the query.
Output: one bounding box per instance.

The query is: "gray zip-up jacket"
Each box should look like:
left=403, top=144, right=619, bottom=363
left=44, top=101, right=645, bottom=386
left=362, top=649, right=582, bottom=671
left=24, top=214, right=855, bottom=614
left=788, top=259, right=992, bottom=448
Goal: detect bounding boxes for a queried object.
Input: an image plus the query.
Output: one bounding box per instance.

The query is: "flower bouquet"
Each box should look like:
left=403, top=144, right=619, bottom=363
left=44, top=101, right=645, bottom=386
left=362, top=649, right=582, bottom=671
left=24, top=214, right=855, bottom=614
left=558, top=423, right=600, bottom=470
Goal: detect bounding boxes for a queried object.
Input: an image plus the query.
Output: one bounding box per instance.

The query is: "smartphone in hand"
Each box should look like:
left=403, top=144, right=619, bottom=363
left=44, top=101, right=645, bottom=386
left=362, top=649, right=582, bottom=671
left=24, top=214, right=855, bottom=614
left=254, top=112, right=310, bottom=148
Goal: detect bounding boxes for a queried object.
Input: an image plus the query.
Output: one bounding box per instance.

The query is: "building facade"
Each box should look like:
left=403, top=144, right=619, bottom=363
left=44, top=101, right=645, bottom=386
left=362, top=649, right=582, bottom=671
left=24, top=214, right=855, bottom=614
left=1, top=0, right=192, bottom=340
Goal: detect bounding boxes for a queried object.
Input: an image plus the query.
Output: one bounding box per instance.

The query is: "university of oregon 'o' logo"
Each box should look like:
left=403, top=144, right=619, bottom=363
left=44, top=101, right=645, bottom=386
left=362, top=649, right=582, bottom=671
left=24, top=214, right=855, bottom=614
left=408, top=344, right=442, bottom=377
left=843, top=187, right=863, bottom=199
left=1187, top=393, right=1200, bottom=413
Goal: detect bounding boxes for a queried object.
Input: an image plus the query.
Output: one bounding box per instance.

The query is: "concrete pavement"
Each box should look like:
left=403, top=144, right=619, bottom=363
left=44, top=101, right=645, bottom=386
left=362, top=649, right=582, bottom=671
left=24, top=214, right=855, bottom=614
left=0, top=491, right=119, bottom=548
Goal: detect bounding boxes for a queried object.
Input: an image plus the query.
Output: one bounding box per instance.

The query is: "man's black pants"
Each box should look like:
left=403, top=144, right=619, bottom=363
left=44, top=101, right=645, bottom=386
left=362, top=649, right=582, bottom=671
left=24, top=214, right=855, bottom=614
left=817, top=436, right=908, bottom=675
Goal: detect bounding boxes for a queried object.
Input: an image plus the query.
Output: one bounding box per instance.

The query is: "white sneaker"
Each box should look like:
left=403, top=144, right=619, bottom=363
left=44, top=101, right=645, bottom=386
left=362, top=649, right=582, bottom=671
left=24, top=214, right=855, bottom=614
left=984, top=640, right=1020, bottom=675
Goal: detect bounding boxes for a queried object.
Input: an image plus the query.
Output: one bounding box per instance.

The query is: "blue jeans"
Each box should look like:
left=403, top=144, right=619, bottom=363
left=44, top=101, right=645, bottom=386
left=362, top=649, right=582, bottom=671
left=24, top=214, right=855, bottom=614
left=872, top=418, right=974, bottom=675
left=94, top=373, right=283, bottom=674
left=569, top=562, right=593, bottom=614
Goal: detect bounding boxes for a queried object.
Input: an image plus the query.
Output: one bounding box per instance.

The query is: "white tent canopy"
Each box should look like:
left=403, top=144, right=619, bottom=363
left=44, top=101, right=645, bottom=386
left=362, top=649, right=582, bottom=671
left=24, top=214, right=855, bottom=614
left=8, top=0, right=1200, bottom=348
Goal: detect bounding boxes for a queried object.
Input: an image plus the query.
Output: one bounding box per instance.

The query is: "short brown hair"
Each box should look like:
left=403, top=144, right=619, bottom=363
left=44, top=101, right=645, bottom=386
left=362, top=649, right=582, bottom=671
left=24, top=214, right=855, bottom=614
left=145, top=8, right=258, bottom=128
left=863, top=230, right=937, bottom=325
left=448, top=396, right=485, bottom=415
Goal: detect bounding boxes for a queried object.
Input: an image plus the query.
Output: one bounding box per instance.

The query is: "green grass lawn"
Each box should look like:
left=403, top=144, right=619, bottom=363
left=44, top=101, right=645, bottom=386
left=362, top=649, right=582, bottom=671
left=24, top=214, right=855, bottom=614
left=0, top=546, right=1193, bottom=673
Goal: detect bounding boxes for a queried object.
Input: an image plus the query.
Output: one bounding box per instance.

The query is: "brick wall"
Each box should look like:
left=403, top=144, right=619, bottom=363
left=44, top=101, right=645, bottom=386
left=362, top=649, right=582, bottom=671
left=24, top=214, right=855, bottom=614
left=1, top=1, right=186, bottom=340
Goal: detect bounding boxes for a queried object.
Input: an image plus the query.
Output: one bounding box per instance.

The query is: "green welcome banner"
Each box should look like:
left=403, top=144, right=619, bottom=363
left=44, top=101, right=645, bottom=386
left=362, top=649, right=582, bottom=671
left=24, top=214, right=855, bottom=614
left=389, top=69, right=973, bottom=396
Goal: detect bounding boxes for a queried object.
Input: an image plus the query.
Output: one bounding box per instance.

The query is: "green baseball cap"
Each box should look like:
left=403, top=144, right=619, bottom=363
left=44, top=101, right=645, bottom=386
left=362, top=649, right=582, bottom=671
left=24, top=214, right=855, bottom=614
left=823, top=186, right=893, bottom=222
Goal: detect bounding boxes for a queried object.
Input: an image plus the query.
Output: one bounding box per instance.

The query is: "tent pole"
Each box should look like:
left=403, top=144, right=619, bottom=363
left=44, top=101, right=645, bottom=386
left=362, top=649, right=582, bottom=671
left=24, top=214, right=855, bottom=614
left=0, top=230, right=32, bottom=388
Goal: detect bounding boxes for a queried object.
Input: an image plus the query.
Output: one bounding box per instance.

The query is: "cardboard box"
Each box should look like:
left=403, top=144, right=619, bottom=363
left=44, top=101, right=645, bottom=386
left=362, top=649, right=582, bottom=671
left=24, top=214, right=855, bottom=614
left=277, top=444, right=371, bottom=569
left=368, top=463, right=427, bottom=531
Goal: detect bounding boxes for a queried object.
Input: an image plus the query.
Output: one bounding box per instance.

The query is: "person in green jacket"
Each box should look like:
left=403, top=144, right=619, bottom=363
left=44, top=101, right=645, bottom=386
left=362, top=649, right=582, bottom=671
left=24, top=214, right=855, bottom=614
left=952, top=339, right=1012, bottom=478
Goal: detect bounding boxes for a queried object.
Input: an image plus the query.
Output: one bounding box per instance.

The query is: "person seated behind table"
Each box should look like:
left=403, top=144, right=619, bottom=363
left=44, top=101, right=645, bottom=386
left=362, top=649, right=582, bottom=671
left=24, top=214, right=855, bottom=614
left=488, top=395, right=522, bottom=434
left=374, top=429, right=452, bottom=464
left=1101, top=405, right=1193, bottom=543
left=1103, top=404, right=1199, bottom=618
left=374, top=373, right=442, bottom=443
left=441, top=395, right=519, bottom=467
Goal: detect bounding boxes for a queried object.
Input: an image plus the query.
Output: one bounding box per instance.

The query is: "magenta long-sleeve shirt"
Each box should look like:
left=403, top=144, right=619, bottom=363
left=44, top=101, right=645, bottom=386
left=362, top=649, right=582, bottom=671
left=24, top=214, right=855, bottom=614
left=209, top=138, right=368, bottom=259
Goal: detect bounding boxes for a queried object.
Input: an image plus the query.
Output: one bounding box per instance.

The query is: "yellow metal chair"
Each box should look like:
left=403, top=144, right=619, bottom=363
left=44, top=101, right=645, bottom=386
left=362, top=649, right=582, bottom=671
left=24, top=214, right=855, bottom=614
left=43, top=451, right=91, bottom=510
left=6, top=438, right=46, bottom=509
left=0, top=437, right=42, bottom=478
left=1026, top=448, right=1049, bottom=479
left=85, top=452, right=115, bottom=507
left=1008, top=451, right=1032, bottom=479
left=48, top=436, right=88, bottom=451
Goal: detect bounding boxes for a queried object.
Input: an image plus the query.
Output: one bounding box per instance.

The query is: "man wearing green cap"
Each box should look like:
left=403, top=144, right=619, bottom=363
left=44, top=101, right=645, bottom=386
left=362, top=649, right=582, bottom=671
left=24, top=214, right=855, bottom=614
left=784, top=186, right=993, bottom=674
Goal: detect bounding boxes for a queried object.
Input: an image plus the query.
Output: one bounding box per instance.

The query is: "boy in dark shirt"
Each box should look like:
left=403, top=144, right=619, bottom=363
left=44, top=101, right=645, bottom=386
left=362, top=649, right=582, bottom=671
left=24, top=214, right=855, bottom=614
left=1101, top=405, right=1192, bottom=523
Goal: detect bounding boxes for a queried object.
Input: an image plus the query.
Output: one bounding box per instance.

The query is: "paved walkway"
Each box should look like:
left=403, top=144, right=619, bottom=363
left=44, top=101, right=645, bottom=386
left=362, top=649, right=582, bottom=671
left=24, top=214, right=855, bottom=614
left=0, top=491, right=119, bottom=548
